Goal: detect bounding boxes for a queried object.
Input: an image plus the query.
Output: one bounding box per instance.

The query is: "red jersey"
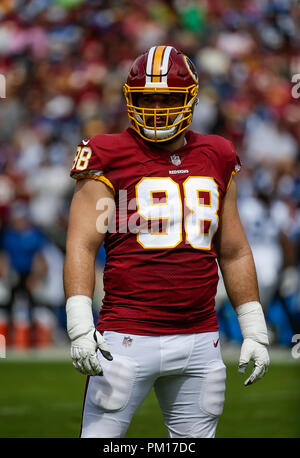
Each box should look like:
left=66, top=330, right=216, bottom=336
left=70, top=128, right=241, bottom=335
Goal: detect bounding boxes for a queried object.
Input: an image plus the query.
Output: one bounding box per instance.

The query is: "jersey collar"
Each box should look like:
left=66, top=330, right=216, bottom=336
left=126, top=127, right=197, bottom=161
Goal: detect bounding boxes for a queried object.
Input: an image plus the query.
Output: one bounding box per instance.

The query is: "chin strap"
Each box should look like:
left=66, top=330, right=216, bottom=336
left=135, top=113, right=183, bottom=141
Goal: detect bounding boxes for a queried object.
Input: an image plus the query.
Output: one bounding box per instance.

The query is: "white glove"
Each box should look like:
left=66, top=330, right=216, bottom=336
left=66, top=295, right=113, bottom=376
left=236, top=301, right=270, bottom=386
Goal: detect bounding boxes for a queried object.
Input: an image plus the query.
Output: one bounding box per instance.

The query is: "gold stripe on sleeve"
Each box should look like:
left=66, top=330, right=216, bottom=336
left=75, top=173, right=115, bottom=195
left=226, top=167, right=240, bottom=191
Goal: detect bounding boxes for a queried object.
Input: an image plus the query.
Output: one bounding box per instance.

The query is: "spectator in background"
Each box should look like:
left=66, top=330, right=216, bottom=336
left=238, top=167, right=298, bottom=310
left=243, top=112, right=298, bottom=175
left=0, top=201, right=48, bottom=348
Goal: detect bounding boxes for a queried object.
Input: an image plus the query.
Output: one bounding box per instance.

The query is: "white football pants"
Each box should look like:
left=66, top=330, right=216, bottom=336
left=80, top=331, right=226, bottom=438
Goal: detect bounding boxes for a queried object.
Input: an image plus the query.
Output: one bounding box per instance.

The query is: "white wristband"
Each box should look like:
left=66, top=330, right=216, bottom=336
left=66, top=295, right=94, bottom=341
left=236, top=301, right=269, bottom=346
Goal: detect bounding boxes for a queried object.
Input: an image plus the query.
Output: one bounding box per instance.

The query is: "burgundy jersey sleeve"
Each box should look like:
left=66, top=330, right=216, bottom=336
left=70, top=136, right=115, bottom=194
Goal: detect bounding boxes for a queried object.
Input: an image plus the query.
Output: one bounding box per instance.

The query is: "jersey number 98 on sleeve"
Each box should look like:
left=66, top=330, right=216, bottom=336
left=72, top=146, right=92, bottom=171
left=135, top=177, right=219, bottom=250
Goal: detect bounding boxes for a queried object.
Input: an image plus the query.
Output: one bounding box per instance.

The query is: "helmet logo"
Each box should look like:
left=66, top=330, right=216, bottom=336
left=184, top=56, right=199, bottom=84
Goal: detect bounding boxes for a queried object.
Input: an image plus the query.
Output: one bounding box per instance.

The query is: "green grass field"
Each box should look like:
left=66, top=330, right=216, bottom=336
left=0, top=357, right=299, bottom=438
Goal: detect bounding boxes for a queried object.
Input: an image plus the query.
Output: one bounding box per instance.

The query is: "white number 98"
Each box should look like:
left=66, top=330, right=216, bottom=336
left=135, top=176, right=219, bottom=250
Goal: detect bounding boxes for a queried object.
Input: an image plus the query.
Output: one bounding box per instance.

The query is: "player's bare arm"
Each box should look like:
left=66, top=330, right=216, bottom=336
left=215, top=178, right=260, bottom=307
left=64, top=178, right=114, bottom=299
left=215, top=177, right=270, bottom=386
left=63, top=179, right=114, bottom=376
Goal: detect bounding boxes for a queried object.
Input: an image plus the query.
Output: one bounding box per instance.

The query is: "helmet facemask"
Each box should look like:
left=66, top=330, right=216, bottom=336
left=123, top=85, right=198, bottom=142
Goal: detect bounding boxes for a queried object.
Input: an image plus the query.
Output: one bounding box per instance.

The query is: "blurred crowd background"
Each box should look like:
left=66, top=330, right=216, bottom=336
left=0, top=0, right=299, bottom=351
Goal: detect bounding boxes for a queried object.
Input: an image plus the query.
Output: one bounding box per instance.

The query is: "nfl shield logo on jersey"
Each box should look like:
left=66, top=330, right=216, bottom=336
left=122, top=336, right=133, bottom=347
left=170, top=154, right=181, bottom=166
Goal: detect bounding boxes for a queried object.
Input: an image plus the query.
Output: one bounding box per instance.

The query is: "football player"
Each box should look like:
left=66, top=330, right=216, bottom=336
left=64, top=46, right=270, bottom=438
